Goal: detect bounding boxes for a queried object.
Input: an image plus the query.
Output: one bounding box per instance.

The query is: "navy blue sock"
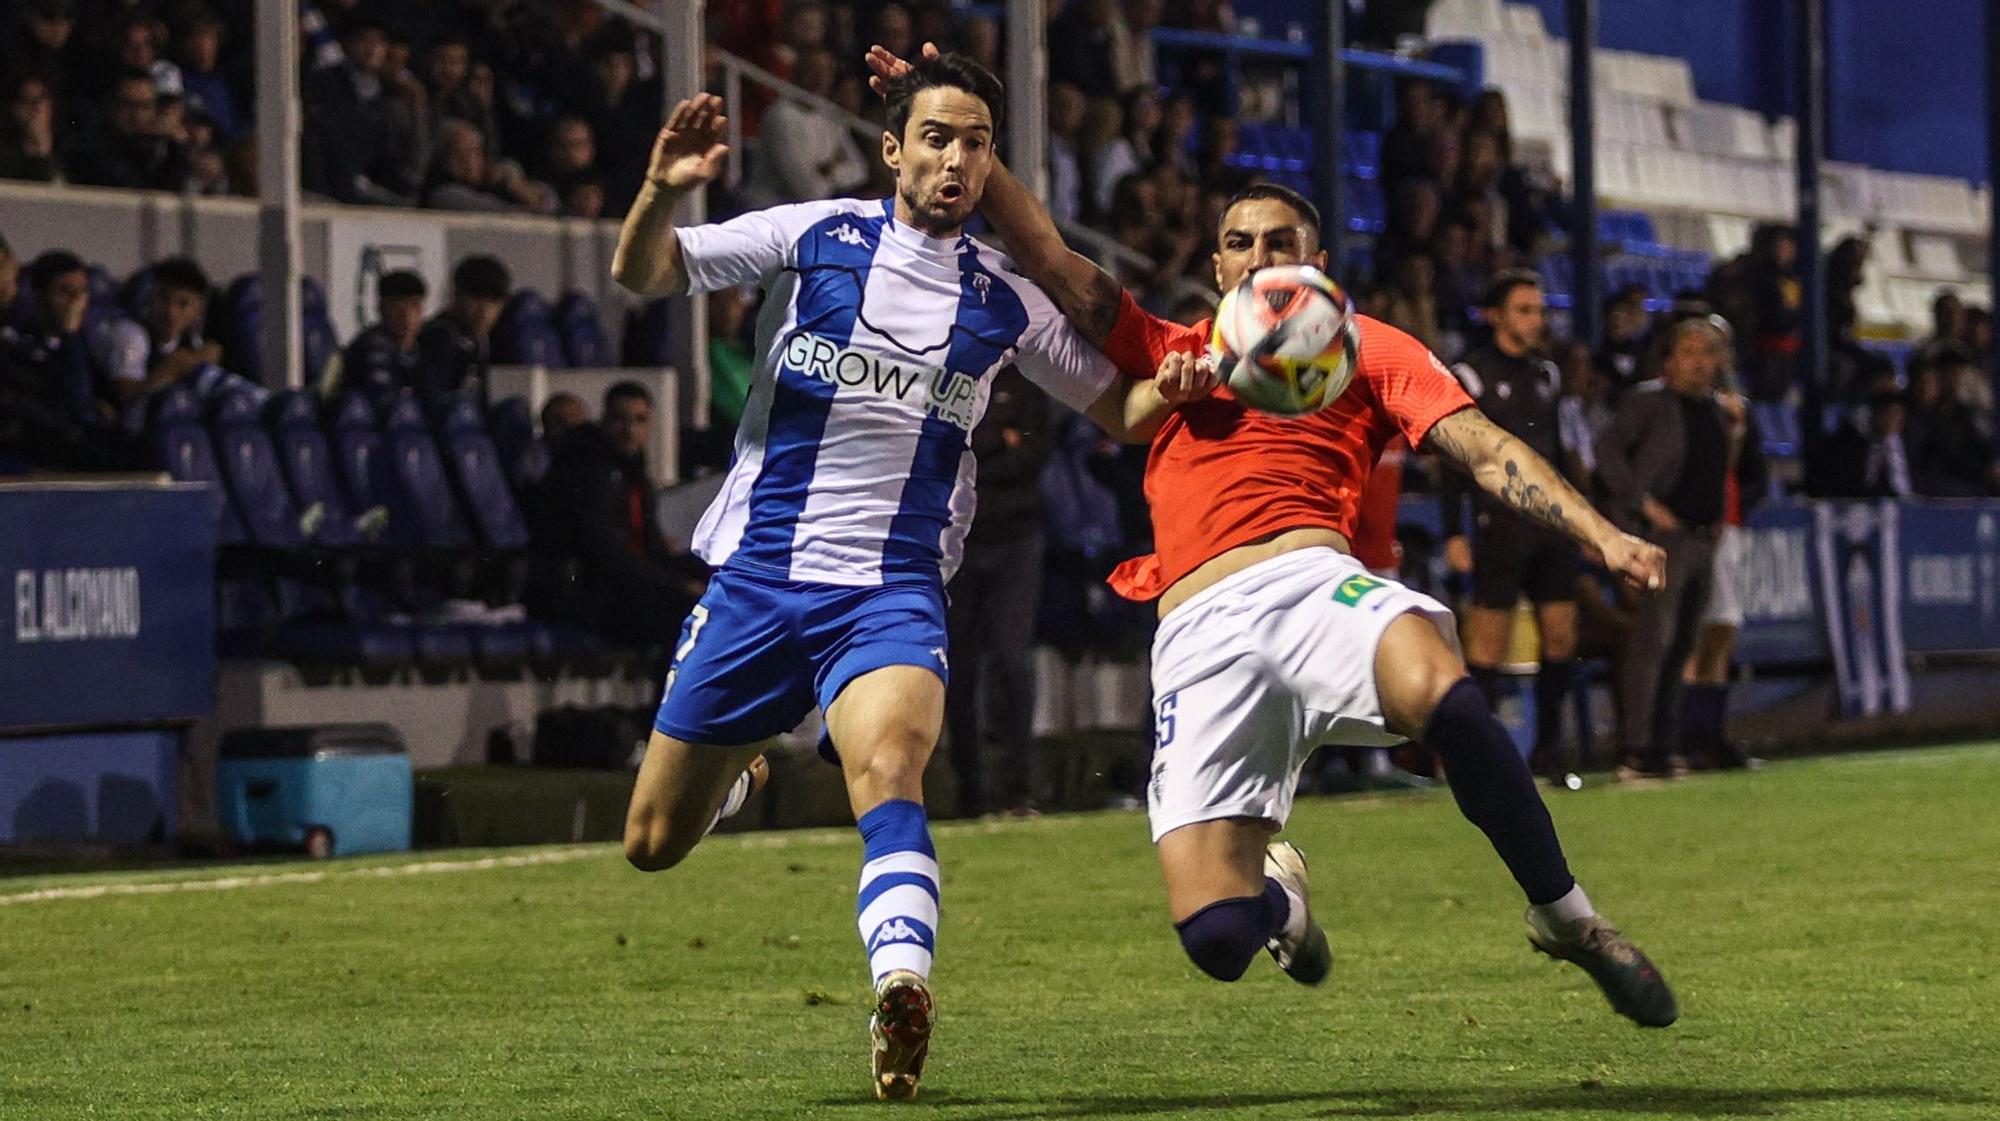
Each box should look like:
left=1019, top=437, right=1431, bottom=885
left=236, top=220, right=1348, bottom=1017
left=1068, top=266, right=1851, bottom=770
left=1425, top=678, right=1576, bottom=905
left=1468, top=664, right=1503, bottom=708
left=1173, top=879, right=1291, bottom=982
left=1533, top=659, right=1576, bottom=754
left=1681, top=683, right=1725, bottom=754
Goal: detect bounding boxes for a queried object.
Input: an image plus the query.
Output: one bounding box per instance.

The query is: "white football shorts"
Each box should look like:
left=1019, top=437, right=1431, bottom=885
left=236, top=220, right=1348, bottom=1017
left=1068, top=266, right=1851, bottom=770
left=1144, top=547, right=1458, bottom=842
left=1702, top=525, right=1746, bottom=628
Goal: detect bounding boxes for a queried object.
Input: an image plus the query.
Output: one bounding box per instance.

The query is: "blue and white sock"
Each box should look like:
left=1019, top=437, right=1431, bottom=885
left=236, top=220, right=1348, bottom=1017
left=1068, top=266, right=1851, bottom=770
left=856, top=799, right=940, bottom=986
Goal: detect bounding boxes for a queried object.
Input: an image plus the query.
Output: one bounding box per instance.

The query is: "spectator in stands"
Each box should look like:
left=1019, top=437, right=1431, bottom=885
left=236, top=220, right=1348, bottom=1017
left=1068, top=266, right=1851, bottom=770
left=339, top=270, right=427, bottom=404
left=97, top=256, right=259, bottom=429
left=1088, top=86, right=1155, bottom=216
left=173, top=8, right=239, bottom=142
left=411, top=255, right=508, bottom=407
left=1910, top=348, right=1998, bottom=497
left=1556, top=338, right=1612, bottom=484
left=958, top=14, right=1001, bottom=76
left=1048, top=0, right=1120, bottom=98
left=1375, top=252, right=1441, bottom=355
left=0, top=234, right=17, bottom=310
left=1741, top=223, right=1801, bottom=402
left=1428, top=216, right=1481, bottom=357
left=539, top=391, right=587, bottom=449
left=422, top=118, right=554, bottom=214
left=573, top=28, right=655, bottom=217
left=1962, top=306, right=1992, bottom=369
left=1, top=1, right=78, bottom=98
left=107, top=13, right=181, bottom=102
left=302, top=17, right=420, bottom=204
left=1113, top=0, right=1161, bottom=92
left=946, top=367, right=1054, bottom=817
left=1191, top=114, right=1248, bottom=195
left=1382, top=79, right=1447, bottom=186
left=706, top=285, right=754, bottom=431
left=1376, top=177, right=1441, bottom=280
left=538, top=115, right=610, bottom=216
left=527, top=381, right=706, bottom=648
left=1913, top=290, right=1967, bottom=374
left=0, top=248, right=145, bottom=470
left=422, top=34, right=494, bottom=149
left=1807, top=372, right=1912, bottom=499
left=1596, top=284, right=1651, bottom=394
left=749, top=47, right=869, bottom=207
left=1825, top=236, right=1887, bottom=402
left=1595, top=317, right=1743, bottom=779
left=64, top=70, right=188, bottom=190
left=871, top=3, right=916, bottom=71
left=1046, top=81, right=1086, bottom=225
left=0, top=75, right=60, bottom=183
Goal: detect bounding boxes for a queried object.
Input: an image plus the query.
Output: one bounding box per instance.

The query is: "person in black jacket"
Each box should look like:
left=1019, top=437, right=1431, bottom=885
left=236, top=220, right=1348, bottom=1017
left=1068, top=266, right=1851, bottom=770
left=339, top=270, right=427, bottom=405
left=527, top=382, right=706, bottom=649
left=413, top=255, right=508, bottom=407
left=944, top=367, right=1054, bottom=816
left=1439, top=270, right=1580, bottom=776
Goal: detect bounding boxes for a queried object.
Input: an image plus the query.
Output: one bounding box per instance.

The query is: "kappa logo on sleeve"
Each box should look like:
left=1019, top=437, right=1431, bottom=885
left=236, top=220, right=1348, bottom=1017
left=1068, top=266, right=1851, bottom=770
left=1331, top=574, right=1386, bottom=606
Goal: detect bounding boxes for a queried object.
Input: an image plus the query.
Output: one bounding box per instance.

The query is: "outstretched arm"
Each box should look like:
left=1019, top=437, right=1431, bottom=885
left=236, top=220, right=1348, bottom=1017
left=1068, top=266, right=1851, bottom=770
left=1085, top=351, right=1217, bottom=444
left=866, top=43, right=1125, bottom=349
left=611, top=94, right=730, bottom=297
left=1422, top=407, right=1665, bottom=593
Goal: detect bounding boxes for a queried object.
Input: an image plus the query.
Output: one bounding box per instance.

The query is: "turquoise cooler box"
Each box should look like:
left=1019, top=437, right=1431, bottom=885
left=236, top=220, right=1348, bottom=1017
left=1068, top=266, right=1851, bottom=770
left=216, top=725, right=412, bottom=858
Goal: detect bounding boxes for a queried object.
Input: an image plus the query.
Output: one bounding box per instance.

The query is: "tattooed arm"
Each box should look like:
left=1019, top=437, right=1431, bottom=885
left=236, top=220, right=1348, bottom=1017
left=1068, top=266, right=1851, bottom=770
left=1422, top=407, right=1666, bottom=592
left=979, top=161, right=1125, bottom=348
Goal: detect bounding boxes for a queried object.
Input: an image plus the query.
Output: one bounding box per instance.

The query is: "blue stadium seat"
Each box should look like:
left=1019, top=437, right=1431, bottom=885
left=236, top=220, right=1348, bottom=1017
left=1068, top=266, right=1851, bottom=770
left=436, top=396, right=531, bottom=550
left=267, top=391, right=372, bottom=548
left=380, top=391, right=476, bottom=550
left=493, top=290, right=567, bottom=367
left=210, top=392, right=307, bottom=549
left=1753, top=401, right=1802, bottom=458
left=150, top=385, right=247, bottom=544
left=83, top=265, right=123, bottom=333
left=329, top=391, right=414, bottom=549
left=555, top=291, right=611, bottom=367
left=485, top=396, right=550, bottom=492
left=220, top=274, right=342, bottom=387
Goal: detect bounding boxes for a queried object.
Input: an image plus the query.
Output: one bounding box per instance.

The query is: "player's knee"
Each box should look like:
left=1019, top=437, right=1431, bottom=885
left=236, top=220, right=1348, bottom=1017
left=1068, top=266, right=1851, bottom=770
left=1174, top=898, right=1266, bottom=982
left=623, top=817, right=694, bottom=872
left=1377, top=616, right=1467, bottom=736
left=850, top=739, right=931, bottom=797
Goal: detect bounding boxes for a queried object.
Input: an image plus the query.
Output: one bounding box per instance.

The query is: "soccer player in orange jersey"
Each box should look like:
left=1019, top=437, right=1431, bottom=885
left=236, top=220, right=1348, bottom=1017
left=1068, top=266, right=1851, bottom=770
left=865, top=45, right=1679, bottom=1028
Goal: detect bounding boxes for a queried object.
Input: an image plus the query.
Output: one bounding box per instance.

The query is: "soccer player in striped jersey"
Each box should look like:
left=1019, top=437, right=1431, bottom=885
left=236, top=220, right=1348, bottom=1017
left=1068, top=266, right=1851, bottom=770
left=863, top=41, right=1679, bottom=1033
left=609, top=58, right=1212, bottom=1101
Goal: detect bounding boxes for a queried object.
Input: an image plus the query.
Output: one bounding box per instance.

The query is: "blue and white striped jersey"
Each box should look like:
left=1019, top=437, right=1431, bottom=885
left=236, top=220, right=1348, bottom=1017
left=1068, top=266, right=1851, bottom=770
left=677, top=197, right=1117, bottom=585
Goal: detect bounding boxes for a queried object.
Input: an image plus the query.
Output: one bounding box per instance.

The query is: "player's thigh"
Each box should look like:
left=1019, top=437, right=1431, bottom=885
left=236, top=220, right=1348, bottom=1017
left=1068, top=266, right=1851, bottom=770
left=1146, top=653, right=1302, bottom=851
left=1155, top=817, right=1278, bottom=923
left=827, top=664, right=946, bottom=815
left=1374, top=612, right=1472, bottom=739
left=624, top=732, right=767, bottom=864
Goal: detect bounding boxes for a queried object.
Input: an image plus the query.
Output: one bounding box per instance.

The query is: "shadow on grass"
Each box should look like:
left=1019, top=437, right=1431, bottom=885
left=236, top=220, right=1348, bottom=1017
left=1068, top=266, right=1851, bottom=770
left=817, top=1083, right=1995, bottom=1118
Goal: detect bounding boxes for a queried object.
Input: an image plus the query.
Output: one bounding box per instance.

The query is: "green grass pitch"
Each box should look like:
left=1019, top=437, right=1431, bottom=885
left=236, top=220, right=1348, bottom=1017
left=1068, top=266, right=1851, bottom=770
left=4, top=743, right=1998, bottom=1120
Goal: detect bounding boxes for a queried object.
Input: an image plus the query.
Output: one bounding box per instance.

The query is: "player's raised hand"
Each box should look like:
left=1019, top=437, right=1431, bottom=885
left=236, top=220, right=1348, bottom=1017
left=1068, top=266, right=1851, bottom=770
left=865, top=41, right=943, bottom=97
left=1596, top=531, right=1667, bottom=594
left=1155, top=351, right=1220, bottom=406
left=646, top=94, right=730, bottom=190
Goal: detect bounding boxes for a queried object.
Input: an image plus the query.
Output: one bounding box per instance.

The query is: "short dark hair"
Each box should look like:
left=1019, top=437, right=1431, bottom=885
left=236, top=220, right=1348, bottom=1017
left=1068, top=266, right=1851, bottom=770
left=27, top=249, right=86, bottom=291
left=451, top=255, right=510, bottom=300
left=1220, top=183, right=1322, bottom=247
left=1482, top=267, right=1542, bottom=309
left=604, top=381, right=652, bottom=411
left=378, top=270, right=426, bottom=300
left=150, top=256, right=209, bottom=297
left=882, top=52, right=1003, bottom=140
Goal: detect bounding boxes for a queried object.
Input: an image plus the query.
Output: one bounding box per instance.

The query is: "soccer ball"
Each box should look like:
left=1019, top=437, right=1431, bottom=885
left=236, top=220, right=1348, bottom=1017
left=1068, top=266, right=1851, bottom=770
left=1208, top=265, right=1360, bottom=416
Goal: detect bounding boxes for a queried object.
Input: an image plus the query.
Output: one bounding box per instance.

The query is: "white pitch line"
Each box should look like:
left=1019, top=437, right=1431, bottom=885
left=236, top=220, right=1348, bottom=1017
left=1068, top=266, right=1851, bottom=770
left=0, top=846, right=603, bottom=907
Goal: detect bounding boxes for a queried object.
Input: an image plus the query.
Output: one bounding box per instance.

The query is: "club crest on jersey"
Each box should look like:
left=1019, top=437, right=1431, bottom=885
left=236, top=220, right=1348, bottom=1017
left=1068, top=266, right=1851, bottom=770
left=828, top=222, right=869, bottom=248
left=1332, top=574, right=1386, bottom=606
left=972, top=273, right=991, bottom=303
left=782, top=331, right=980, bottom=430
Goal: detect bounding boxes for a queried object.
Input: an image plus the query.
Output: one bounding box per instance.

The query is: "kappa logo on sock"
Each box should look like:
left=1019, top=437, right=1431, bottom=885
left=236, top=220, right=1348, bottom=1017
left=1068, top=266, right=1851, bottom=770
left=870, top=919, right=923, bottom=949
left=1332, top=574, right=1386, bottom=606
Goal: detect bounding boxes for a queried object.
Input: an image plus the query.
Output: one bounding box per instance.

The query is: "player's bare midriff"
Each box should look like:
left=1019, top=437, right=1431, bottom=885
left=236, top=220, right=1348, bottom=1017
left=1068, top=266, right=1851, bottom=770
left=1157, top=526, right=1352, bottom=618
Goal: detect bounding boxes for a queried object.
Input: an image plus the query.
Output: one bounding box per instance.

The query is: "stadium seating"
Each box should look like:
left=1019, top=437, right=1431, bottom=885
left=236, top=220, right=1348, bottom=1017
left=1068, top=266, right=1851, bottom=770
left=379, top=392, right=477, bottom=552
left=267, top=390, right=375, bottom=549
left=219, top=274, right=342, bottom=389
left=556, top=292, right=612, bottom=368
left=493, top=290, right=567, bottom=368
left=485, top=396, right=550, bottom=492
left=209, top=392, right=309, bottom=550
left=435, top=397, right=531, bottom=552
left=150, top=385, right=247, bottom=544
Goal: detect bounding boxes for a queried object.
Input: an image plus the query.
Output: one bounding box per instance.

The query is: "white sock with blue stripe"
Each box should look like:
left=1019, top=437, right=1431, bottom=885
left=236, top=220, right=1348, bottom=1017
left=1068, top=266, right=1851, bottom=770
left=856, top=799, right=939, bottom=985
